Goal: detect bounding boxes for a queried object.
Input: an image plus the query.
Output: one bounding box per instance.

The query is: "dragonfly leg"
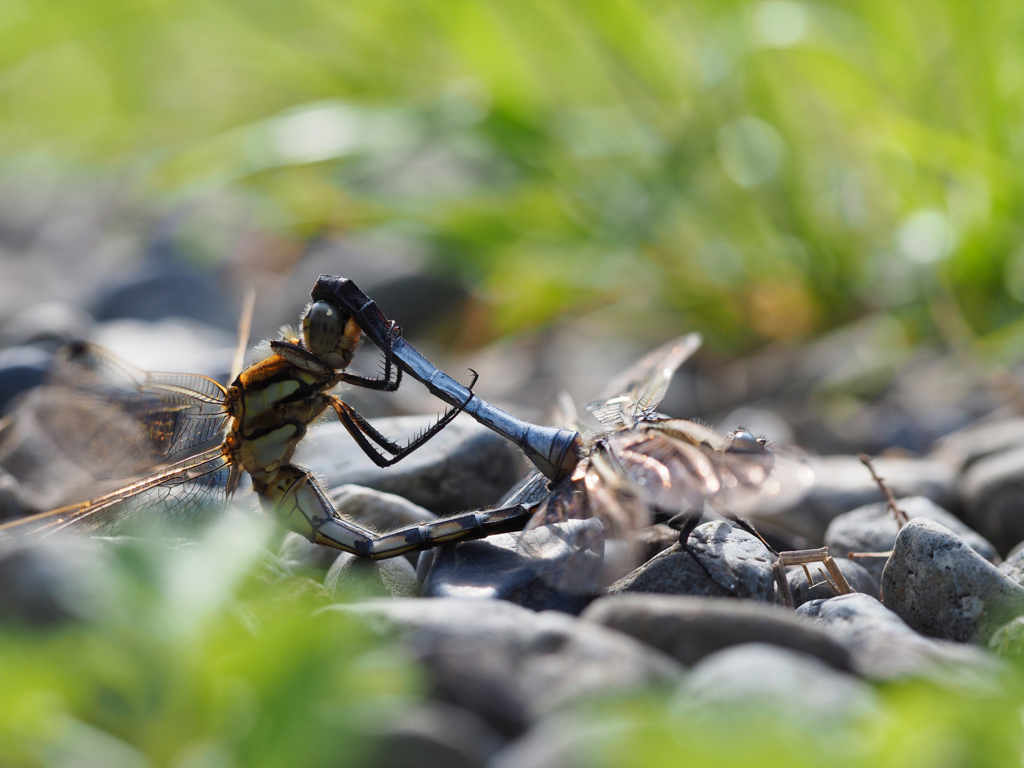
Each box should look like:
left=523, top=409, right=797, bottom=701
left=258, top=464, right=533, bottom=558
left=339, top=320, right=403, bottom=392
left=328, top=370, right=479, bottom=467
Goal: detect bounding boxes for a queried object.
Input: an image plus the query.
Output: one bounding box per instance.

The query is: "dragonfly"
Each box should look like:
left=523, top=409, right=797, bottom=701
left=0, top=277, right=582, bottom=558
left=0, top=275, right=777, bottom=581
left=316, top=274, right=777, bottom=584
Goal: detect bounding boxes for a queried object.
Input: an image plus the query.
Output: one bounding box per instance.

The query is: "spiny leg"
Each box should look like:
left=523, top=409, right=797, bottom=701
left=261, top=464, right=534, bottom=558
left=329, top=370, right=479, bottom=467
left=338, top=320, right=404, bottom=392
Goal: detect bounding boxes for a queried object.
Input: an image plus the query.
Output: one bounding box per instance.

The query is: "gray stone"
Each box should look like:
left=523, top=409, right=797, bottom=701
left=277, top=532, right=345, bottom=577
left=365, top=701, right=503, bottom=768
left=959, top=445, right=1024, bottom=555
left=675, top=643, right=876, bottom=724
left=301, top=415, right=520, bottom=515
left=999, top=547, right=1024, bottom=585
left=881, top=519, right=1024, bottom=643
left=331, top=598, right=683, bottom=736
left=824, top=496, right=997, bottom=582
left=489, top=714, right=607, bottom=768
left=760, top=455, right=956, bottom=544
left=988, top=615, right=1024, bottom=661
left=420, top=519, right=604, bottom=615
left=0, top=534, right=115, bottom=624
left=0, top=345, right=51, bottom=412
left=329, top=484, right=438, bottom=530
left=633, top=523, right=680, bottom=562
left=331, top=484, right=438, bottom=569
left=605, top=521, right=774, bottom=602
left=0, top=301, right=94, bottom=348
left=581, top=594, right=851, bottom=671
left=932, top=416, right=1024, bottom=473
left=324, top=552, right=419, bottom=599
left=798, top=593, right=999, bottom=683
left=785, top=556, right=879, bottom=605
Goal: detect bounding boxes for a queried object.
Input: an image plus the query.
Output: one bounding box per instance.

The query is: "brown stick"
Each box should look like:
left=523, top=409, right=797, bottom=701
left=859, top=453, right=909, bottom=528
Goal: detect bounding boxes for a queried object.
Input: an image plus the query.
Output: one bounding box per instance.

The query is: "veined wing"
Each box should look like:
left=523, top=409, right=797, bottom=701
left=23, top=342, right=231, bottom=482
left=586, top=334, right=702, bottom=430
left=0, top=447, right=232, bottom=538
left=602, top=428, right=722, bottom=515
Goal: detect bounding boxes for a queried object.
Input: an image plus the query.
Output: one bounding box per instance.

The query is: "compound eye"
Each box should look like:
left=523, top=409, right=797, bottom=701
left=302, top=301, right=344, bottom=356
left=727, top=429, right=764, bottom=454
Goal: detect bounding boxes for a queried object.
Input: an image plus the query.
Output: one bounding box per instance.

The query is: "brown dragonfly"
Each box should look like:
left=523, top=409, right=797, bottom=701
left=0, top=276, right=777, bottom=581
left=0, top=277, right=581, bottom=557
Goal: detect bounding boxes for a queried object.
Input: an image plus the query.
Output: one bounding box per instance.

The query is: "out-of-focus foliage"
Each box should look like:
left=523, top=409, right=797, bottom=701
left=3, top=0, right=1024, bottom=349
left=2, top=520, right=1023, bottom=767
left=578, top=676, right=1024, bottom=768
left=0, top=515, right=420, bottom=768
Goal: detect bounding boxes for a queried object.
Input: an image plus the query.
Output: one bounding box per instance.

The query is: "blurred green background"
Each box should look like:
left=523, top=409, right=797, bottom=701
left=4, top=0, right=1024, bottom=354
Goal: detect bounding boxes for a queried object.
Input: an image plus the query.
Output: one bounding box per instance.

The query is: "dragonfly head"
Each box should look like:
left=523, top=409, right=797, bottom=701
left=301, top=300, right=362, bottom=370
left=725, top=428, right=771, bottom=455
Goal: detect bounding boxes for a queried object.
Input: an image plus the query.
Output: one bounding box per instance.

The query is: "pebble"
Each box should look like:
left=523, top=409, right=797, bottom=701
left=324, top=553, right=420, bottom=599
left=999, top=547, right=1024, bottom=585
left=824, top=496, right=998, bottom=582
left=581, top=593, right=852, bottom=670
left=366, top=700, right=503, bottom=768
left=0, top=301, right=94, bottom=348
left=785, top=556, right=879, bottom=605
left=762, top=455, right=956, bottom=544
left=674, top=643, right=876, bottom=725
left=0, top=534, right=114, bottom=624
left=301, top=415, right=521, bottom=515
left=798, top=593, right=999, bottom=683
left=958, top=445, right=1024, bottom=555
left=931, top=416, right=1024, bottom=473
left=881, top=519, right=1024, bottom=643
left=605, top=521, right=775, bottom=601
left=489, top=713, right=608, bottom=768
left=987, top=615, right=1024, bottom=662
left=277, top=532, right=345, bottom=576
left=90, top=264, right=239, bottom=332
left=330, top=598, right=683, bottom=736
left=0, top=345, right=51, bottom=412
left=419, top=519, right=605, bottom=615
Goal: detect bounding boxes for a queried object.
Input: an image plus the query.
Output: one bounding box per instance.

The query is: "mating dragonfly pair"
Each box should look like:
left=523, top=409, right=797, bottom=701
left=0, top=276, right=775, bottom=576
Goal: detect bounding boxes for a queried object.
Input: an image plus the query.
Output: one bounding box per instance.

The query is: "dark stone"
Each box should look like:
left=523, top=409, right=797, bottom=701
left=303, top=415, right=520, bottom=515
left=959, top=445, right=1024, bottom=555
left=582, top=593, right=852, bottom=671
left=675, top=643, right=875, bottom=723
left=0, top=346, right=51, bottom=413
left=420, top=519, right=605, bottom=615
left=605, top=521, right=775, bottom=602
left=366, top=701, right=503, bottom=768
left=761, top=455, right=956, bottom=544
left=798, top=593, right=999, bottom=683
left=932, top=417, right=1024, bottom=473
left=331, top=598, right=683, bottom=736
left=324, top=552, right=419, bottom=599
left=785, top=557, right=879, bottom=605
left=824, top=495, right=997, bottom=582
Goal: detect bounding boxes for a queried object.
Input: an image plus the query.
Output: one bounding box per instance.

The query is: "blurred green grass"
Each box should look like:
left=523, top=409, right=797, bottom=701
left=3, top=0, right=1024, bottom=351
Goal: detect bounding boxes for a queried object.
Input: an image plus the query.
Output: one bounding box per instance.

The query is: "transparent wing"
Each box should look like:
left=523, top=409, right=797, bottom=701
left=603, top=428, right=722, bottom=515
left=28, top=342, right=230, bottom=479
left=0, top=447, right=232, bottom=538
left=586, top=333, right=702, bottom=429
